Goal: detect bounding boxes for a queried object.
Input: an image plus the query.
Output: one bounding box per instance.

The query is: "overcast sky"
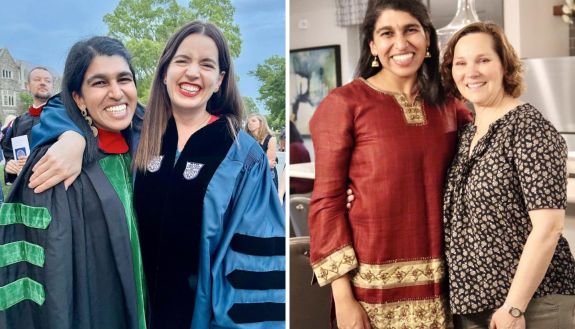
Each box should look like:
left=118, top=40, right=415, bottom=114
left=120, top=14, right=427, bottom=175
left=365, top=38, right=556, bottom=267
left=0, top=0, right=285, bottom=111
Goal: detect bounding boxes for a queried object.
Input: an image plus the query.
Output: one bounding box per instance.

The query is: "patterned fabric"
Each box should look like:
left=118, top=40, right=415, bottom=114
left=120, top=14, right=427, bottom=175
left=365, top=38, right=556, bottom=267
left=336, top=0, right=368, bottom=26
left=313, top=245, right=358, bottom=285
left=360, top=297, right=450, bottom=329
left=309, top=79, right=472, bottom=328
left=443, top=103, right=575, bottom=315
left=353, top=258, right=445, bottom=289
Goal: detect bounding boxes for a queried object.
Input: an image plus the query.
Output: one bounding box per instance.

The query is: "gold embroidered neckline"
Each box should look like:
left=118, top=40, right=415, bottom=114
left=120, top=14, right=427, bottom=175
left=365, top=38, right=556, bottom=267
left=392, top=93, right=427, bottom=126
left=359, top=78, right=427, bottom=126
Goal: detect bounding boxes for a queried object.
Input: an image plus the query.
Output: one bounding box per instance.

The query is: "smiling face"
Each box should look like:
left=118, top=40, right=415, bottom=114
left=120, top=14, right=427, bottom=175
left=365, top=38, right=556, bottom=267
left=451, top=32, right=506, bottom=107
left=164, top=33, right=224, bottom=114
left=72, top=55, right=137, bottom=133
left=27, top=68, right=53, bottom=103
left=369, top=9, right=428, bottom=80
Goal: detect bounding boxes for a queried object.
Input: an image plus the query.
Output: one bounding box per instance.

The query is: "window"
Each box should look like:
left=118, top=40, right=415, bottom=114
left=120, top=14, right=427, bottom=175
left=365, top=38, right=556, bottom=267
left=2, top=69, right=13, bottom=79
left=1, top=90, right=16, bottom=107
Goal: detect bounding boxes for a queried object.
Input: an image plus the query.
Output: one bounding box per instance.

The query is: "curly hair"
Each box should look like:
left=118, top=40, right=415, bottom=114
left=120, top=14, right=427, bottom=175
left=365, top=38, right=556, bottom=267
left=441, top=22, right=524, bottom=100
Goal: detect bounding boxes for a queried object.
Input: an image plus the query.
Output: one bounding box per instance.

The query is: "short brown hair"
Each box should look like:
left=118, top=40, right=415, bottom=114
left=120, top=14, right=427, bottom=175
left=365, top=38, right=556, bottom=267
left=441, top=22, right=524, bottom=100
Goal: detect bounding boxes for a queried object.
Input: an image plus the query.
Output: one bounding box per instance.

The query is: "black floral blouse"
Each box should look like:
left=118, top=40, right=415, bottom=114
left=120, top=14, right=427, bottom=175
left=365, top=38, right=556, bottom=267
left=443, top=103, right=575, bottom=315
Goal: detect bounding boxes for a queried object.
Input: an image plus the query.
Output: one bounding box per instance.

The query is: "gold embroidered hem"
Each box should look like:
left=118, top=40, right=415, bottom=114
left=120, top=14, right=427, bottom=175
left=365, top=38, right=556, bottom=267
left=360, top=297, right=451, bottom=329
left=352, top=258, right=445, bottom=289
left=312, top=244, right=357, bottom=286
left=392, top=94, right=427, bottom=126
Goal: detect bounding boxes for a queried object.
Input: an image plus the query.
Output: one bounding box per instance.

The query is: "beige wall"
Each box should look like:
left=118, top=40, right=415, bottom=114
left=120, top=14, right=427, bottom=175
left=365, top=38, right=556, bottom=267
left=504, top=0, right=570, bottom=58
left=290, top=0, right=360, bottom=83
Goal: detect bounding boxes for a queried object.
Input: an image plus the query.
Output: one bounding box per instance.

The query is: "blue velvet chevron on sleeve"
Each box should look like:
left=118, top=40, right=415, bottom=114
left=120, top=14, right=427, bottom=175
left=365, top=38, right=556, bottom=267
left=193, top=131, right=285, bottom=329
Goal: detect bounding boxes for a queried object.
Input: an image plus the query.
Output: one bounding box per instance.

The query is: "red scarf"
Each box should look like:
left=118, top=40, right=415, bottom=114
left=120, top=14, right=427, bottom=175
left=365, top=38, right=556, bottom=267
left=97, top=128, right=129, bottom=154
left=28, top=104, right=44, bottom=117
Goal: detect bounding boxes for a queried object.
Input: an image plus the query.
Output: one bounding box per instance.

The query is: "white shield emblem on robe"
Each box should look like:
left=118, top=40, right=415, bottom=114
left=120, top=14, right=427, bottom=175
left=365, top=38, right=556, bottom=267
left=147, top=156, right=164, bottom=173
left=183, top=162, right=204, bottom=180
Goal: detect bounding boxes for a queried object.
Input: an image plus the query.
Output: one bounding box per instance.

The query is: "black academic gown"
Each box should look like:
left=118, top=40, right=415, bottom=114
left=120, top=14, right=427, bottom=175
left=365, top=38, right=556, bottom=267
left=0, top=144, right=145, bottom=329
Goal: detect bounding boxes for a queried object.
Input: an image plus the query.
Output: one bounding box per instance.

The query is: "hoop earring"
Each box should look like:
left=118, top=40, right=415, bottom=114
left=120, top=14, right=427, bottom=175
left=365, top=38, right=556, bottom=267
left=371, top=55, right=380, bottom=67
left=425, top=48, right=431, bottom=58
left=80, top=107, right=98, bottom=137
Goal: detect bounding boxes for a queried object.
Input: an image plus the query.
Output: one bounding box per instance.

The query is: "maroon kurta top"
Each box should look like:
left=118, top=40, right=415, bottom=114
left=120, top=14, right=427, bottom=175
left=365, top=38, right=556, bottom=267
left=309, top=79, right=471, bottom=328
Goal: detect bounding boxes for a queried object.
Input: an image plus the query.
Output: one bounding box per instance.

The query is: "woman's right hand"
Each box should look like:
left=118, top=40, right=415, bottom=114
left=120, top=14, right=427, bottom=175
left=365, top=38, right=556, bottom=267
left=334, top=296, right=372, bottom=329
left=332, top=275, right=372, bottom=329
left=28, top=131, right=85, bottom=193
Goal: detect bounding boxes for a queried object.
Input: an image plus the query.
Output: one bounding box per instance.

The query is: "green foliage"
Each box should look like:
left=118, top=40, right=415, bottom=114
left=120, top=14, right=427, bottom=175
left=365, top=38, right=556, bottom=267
left=189, top=0, right=242, bottom=58
left=249, top=55, right=285, bottom=131
left=103, top=0, right=241, bottom=103
left=242, top=96, right=259, bottom=114
left=19, top=92, right=33, bottom=113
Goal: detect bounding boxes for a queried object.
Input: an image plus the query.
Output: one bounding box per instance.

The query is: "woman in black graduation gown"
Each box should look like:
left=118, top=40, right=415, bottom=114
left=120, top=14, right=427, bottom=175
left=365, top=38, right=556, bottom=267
left=0, top=36, right=146, bottom=329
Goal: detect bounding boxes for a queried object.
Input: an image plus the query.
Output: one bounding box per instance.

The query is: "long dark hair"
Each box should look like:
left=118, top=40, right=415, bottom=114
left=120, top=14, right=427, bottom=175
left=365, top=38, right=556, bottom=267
left=61, top=36, right=135, bottom=164
left=356, top=0, right=445, bottom=106
left=134, top=21, right=244, bottom=171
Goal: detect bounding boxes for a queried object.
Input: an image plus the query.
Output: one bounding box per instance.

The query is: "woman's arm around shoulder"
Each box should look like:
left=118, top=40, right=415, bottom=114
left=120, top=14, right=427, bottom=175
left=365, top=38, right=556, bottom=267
left=28, top=95, right=86, bottom=193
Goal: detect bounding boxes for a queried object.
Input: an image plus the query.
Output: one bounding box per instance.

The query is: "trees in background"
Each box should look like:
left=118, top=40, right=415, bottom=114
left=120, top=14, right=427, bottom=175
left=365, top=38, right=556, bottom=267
left=18, top=92, right=33, bottom=114
left=104, top=0, right=285, bottom=134
left=249, top=55, right=285, bottom=131
left=242, top=96, right=260, bottom=114
left=104, top=0, right=241, bottom=102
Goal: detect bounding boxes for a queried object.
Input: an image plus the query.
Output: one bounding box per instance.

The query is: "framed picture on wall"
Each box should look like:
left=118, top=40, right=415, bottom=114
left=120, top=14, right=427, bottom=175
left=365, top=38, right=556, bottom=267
left=290, top=45, right=342, bottom=136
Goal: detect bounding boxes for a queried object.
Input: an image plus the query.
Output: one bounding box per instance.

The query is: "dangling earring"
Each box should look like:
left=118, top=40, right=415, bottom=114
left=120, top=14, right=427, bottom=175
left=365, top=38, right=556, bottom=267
left=425, top=48, right=431, bottom=58
left=371, top=55, right=380, bottom=67
left=80, top=106, right=98, bottom=137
